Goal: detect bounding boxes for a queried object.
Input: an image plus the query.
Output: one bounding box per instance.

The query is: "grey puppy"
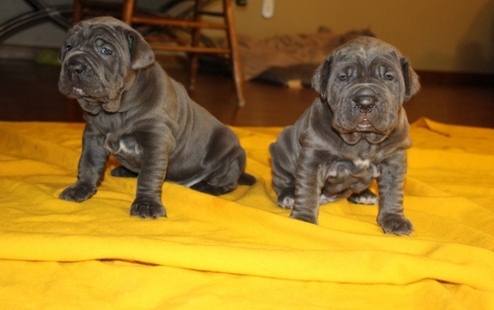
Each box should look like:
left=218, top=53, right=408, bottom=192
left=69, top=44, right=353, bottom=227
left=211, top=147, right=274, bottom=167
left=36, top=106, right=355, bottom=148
left=269, top=36, right=420, bottom=235
left=58, top=16, right=255, bottom=218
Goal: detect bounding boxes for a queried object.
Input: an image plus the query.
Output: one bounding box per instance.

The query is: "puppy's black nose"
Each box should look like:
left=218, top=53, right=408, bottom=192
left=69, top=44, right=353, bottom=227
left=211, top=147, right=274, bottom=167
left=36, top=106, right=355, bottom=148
left=353, top=88, right=377, bottom=113
left=355, top=96, right=375, bottom=113
left=67, top=59, right=86, bottom=76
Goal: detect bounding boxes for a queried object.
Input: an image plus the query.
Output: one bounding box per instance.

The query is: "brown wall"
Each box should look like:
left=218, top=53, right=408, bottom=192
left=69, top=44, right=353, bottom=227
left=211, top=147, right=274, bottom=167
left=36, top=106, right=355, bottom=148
left=226, top=0, right=494, bottom=74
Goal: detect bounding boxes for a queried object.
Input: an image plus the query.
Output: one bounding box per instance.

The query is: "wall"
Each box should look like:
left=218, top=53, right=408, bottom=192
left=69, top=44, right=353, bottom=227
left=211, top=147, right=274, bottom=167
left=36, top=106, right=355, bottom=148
left=231, top=0, right=494, bottom=74
left=1, top=0, right=493, bottom=73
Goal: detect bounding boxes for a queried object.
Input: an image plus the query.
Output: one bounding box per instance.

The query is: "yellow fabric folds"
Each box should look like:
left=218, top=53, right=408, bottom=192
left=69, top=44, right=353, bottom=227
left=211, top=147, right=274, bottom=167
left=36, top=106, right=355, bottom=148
left=0, top=119, right=493, bottom=309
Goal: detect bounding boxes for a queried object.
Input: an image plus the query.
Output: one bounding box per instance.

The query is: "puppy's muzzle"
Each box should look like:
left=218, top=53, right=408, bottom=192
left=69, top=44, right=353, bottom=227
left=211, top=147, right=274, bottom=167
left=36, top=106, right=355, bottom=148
left=66, top=57, right=87, bottom=78
left=352, top=88, right=377, bottom=113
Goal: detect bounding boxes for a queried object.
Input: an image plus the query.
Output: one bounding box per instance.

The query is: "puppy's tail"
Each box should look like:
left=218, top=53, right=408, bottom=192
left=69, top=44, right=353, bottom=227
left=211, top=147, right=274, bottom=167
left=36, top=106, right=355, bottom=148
left=238, top=172, right=256, bottom=186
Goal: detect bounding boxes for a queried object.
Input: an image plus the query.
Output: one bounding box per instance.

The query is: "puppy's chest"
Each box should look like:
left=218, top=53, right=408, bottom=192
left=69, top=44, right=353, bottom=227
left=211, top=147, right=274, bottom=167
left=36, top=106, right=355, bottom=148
left=90, top=116, right=142, bottom=156
left=106, top=136, right=141, bottom=154
left=104, top=133, right=143, bottom=166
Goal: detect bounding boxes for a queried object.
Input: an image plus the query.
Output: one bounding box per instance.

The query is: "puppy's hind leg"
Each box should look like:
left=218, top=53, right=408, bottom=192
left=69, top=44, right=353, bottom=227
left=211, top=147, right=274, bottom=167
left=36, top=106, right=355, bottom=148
left=271, top=170, right=296, bottom=209
left=269, top=142, right=297, bottom=209
left=190, top=181, right=234, bottom=196
left=348, top=188, right=379, bottom=205
left=238, top=172, right=256, bottom=186
left=276, top=187, right=295, bottom=209
left=111, top=166, right=138, bottom=178
left=271, top=164, right=296, bottom=209
left=191, top=157, right=248, bottom=196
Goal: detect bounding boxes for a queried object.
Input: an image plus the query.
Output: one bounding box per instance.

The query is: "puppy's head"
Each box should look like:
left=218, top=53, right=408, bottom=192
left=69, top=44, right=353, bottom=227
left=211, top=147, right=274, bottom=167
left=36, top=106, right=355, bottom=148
left=312, top=36, right=420, bottom=144
left=58, top=16, right=154, bottom=113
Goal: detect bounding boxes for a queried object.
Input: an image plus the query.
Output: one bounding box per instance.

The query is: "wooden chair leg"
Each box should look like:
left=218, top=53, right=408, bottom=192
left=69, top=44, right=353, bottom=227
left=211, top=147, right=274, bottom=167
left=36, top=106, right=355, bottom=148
left=72, top=0, right=83, bottom=25
left=121, top=0, right=136, bottom=25
left=188, top=0, right=203, bottom=91
left=223, top=0, right=245, bottom=106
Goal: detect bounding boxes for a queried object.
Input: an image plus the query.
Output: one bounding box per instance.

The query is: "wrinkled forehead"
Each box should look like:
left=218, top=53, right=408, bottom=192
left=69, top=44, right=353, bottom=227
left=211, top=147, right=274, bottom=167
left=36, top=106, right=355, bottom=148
left=67, top=24, right=124, bottom=44
left=332, top=38, right=402, bottom=70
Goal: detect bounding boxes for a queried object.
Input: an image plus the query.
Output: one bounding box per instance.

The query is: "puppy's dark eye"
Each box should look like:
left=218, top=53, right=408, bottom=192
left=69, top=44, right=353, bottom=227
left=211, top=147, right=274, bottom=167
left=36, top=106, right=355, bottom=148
left=101, top=47, right=113, bottom=55
left=338, top=74, right=348, bottom=81
left=384, top=73, right=394, bottom=81
left=65, top=44, right=73, bottom=51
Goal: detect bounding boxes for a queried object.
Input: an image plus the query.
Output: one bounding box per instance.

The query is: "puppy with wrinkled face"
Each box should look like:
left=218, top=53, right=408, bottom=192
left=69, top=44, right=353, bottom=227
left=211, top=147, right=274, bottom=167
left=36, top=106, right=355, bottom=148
left=269, top=36, right=420, bottom=235
left=58, top=16, right=255, bottom=218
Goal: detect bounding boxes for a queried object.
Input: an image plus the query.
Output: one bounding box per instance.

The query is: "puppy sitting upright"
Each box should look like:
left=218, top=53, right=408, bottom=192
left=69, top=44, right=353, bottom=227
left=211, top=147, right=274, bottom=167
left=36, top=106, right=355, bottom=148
left=269, top=37, right=419, bottom=235
left=58, top=16, right=255, bottom=218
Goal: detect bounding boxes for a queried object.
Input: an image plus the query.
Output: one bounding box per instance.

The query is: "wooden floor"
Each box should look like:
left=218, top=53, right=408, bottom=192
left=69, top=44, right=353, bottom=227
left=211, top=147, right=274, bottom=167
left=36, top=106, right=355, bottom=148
left=1, top=57, right=493, bottom=128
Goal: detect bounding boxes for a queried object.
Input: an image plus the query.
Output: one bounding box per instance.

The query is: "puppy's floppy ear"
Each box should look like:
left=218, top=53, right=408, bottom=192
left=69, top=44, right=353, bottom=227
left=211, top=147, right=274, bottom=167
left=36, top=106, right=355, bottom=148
left=312, top=56, right=333, bottom=99
left=126, top=30, right=155, bottom=70
left=400, top=57, right=420, bottom=100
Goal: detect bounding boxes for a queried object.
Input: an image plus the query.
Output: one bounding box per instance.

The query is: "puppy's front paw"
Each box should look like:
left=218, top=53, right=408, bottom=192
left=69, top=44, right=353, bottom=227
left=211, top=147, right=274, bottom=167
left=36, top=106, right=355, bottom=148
left=378, top=213, right=413, bottom=235
left=290, top=210, right=318, bottom=224
left=59, top=182, right=96, bottom=202
left=130, top=198, right=166, bottom=219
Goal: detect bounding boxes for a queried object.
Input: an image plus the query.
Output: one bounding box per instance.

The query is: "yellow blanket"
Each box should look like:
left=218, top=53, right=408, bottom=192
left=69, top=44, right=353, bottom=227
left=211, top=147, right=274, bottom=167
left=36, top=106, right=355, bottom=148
left=0, top=119, right=493, bottom=309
